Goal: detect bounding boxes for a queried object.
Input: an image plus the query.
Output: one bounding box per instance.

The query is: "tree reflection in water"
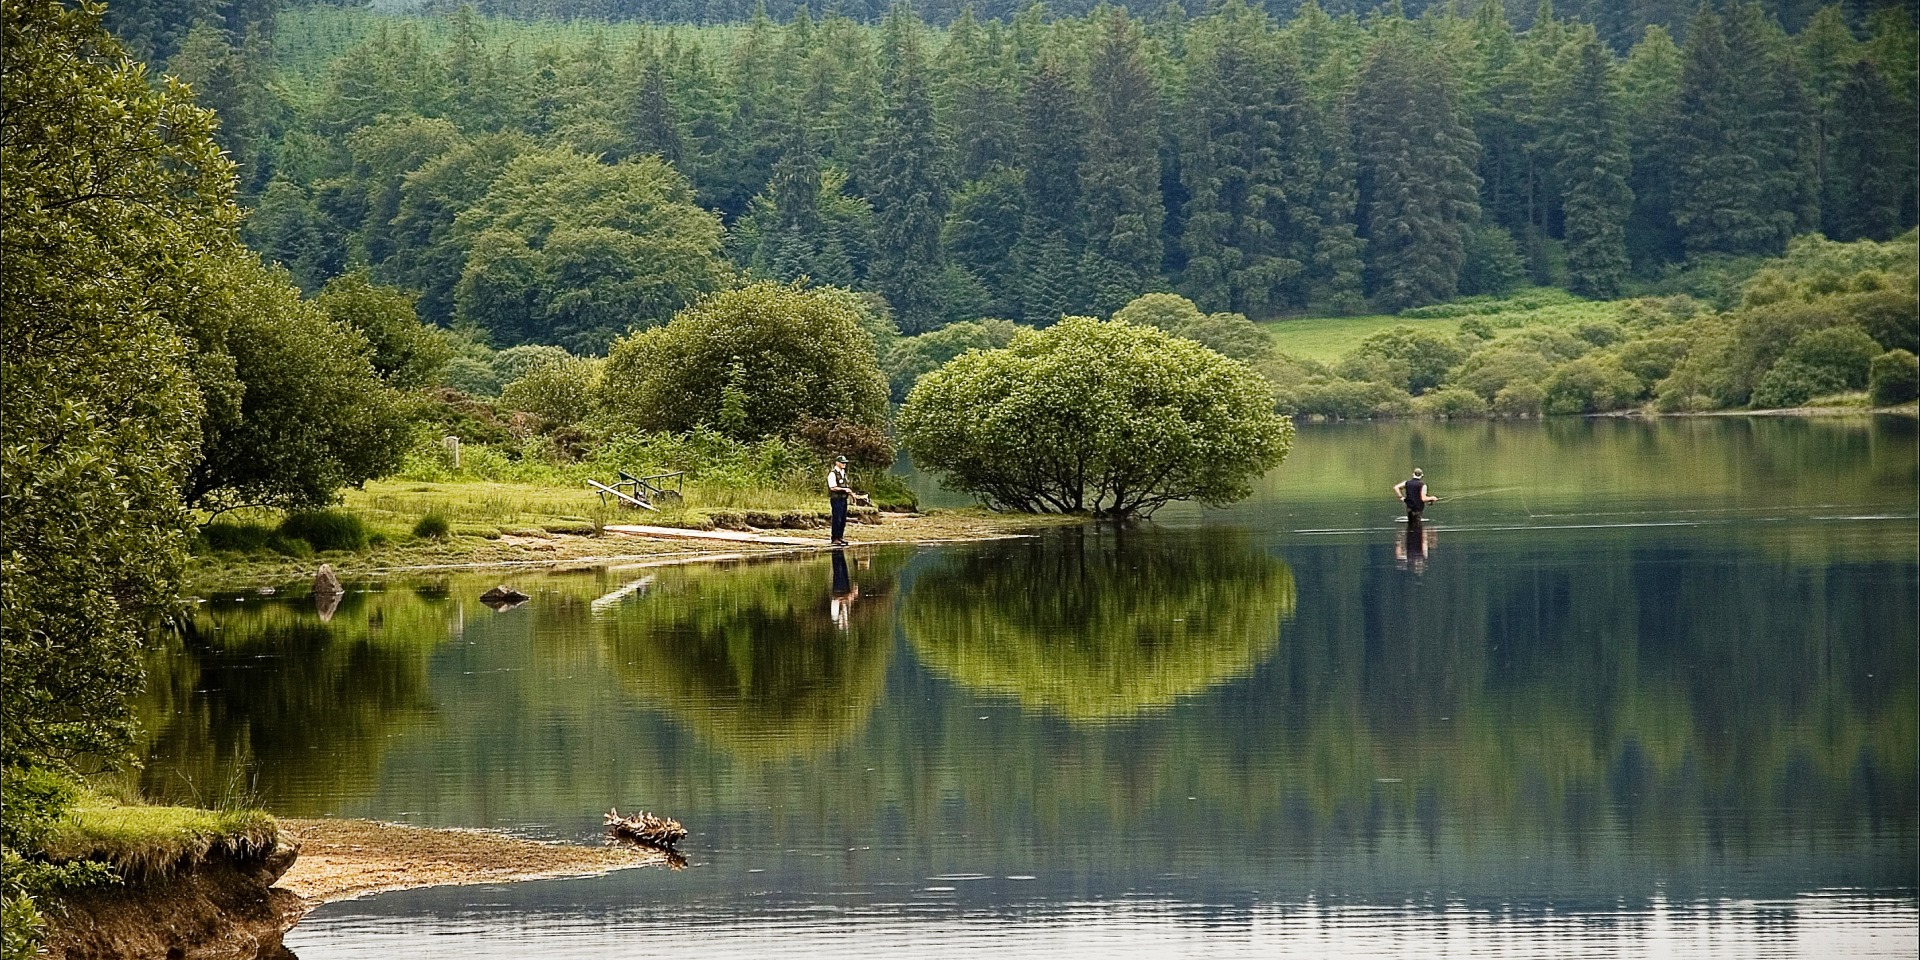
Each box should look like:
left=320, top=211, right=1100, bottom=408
left=136, top=590, right=452, bottom=814
left=598, top=550, right=909, bottom=759
left=905, top=527, right=1296, bottom=722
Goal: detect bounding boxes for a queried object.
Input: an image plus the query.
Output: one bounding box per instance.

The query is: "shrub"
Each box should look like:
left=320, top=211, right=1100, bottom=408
left=1448, top=346, right=1555, bottom=401
left=492, top=344, right=574, bottom=385
left=1457, top=224, right=1527, bottom=297
left=794, top=416, right=896, bottom=469
left=197, top=521, right=275, bottom=553
left=1492, top=382, right=1546, bottom=417
left=1413, top=387, right=1490, bottom=418
left=436, top=355, right=501, bottom=397
left=277, top=510, right=368, bottom=552
left=601, top=282, right=890, bottom=440
left=1868, top=349, right=1919, bottom=405
left=1750, top=360, right=1849, bottom=409
left=1544, top=356, right=1642, bottom=415
left=885, top=319, right=1026, bottom=401
left=1346, top=326, right=1468, bottom=394
left=412, top=512, right=452, bottom=540
left=1294, top=378, right=1416, bottom=419
left=899, top=318, right=1292, bottom=517
left=500, top=356, right=601, bottom=427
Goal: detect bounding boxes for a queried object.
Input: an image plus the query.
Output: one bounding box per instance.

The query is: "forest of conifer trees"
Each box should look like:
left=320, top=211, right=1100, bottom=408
left=121, top=0, right=1918, bottom=349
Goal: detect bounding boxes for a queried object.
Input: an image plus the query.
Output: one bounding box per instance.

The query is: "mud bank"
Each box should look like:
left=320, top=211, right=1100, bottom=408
left=43, top=841, right=303, bottom=960
left=41, top=819, right=669, bottom=959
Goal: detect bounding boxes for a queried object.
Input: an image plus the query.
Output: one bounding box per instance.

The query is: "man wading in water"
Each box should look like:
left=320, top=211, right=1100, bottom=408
left=826, top=455, right=866, bottom=547
left=1393, top=467, right=1437, bottom=522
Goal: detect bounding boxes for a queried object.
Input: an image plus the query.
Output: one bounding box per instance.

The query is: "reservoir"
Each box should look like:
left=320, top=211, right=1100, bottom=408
left=141, top=417, right=1918, bottom=958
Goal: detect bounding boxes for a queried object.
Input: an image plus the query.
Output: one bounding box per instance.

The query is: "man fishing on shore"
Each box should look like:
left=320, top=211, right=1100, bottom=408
left=1393, top=467, right=1438, bottom=522
left=826, top=455, right=866, bottom=547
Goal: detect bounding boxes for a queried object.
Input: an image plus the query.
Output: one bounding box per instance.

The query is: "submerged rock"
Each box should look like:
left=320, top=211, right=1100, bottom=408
left=479, top=585, right=531, bottom=611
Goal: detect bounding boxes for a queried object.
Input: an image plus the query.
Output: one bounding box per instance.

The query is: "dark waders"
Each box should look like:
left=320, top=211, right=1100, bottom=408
left=830, top=493, right=849, bottom=543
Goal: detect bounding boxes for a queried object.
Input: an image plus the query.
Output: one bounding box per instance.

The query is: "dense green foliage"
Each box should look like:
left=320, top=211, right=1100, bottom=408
left=149, top=1, right=1915, bottom=350
left=899, top=318, right=1293, bottom=516
left=2, top=5, right=428, bottom=947
left=2, top=1, right=225, bottom=948
left=1266, top=232, right=1919, bottom=417
left=601, top=282, right=891, bottom=439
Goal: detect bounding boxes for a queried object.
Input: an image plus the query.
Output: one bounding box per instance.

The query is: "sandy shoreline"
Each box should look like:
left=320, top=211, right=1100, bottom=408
left=276, top=818, right=673, bottom=905
left=190, top=510, right=1081, bottom=591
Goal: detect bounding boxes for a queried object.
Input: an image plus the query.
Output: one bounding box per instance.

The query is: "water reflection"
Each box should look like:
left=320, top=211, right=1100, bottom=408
left=598, top=551, right=908, bottom=759
left=134, top=418, right=1917, bottom=957
left=904, top=528, right=1297, bottom=722
left=1394, top=517, right=1434, bottom=574
left=138, top=592, right=450, bottom=812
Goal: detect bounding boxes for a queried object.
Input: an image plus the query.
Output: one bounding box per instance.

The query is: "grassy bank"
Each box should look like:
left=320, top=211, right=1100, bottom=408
left=188, top=478, right=1078, bottom=591
left=44, top=793, right=279, bottom=882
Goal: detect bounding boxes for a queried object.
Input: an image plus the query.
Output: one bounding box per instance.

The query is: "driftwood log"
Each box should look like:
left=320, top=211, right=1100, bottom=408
left=604, top=809, right=686, bottom=850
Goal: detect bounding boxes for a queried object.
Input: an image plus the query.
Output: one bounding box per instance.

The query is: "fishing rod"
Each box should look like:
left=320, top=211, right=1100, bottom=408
left=1435, top=486, right=1522, bottom=503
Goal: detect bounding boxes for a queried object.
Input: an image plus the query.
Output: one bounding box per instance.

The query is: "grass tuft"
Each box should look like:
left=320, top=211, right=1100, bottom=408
left=46, top=794, right=280, bottom=882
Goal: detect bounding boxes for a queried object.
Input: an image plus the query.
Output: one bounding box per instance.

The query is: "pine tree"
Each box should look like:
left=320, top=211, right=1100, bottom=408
left=630, top=47, right=687, bottom=171
left=935, top=10, right=1020, bottom=181
left=712, top=9, right=789, bottom=221
left=1823, top=59, right=1911, bottom=240
left=1549, top=29, right=1633, bottom=298
left=1079, top=7, right=1165, bottom=315
left=1178, top=0, right=1316, bottom=316
left=1619, top=24, right=1684, bottom=271
left=1668, top=1, right=1813, bottom=257
left=866, top=7, right=949, bottom=333
left=757, top=107, right=825, bottom=282
left=1351, top=28, right=1483, bottom=310
left=1011, top=50, right=1088, bottom=322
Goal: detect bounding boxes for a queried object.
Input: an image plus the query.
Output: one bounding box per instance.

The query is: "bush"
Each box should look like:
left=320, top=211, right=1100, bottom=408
left=412, top=512, right=452, bottom=540
left=197, top=521, right=275, bottom=553
left=492, top=344, right=574, bottom=385
left=794, top=416, right=895, bottom=469
left=1457, top=224, right=1527, bottom=297
left=500, top=356, right=601, bottom=427
left=1293, top=378, right=1415, bottom=419
left=601, top=282, right=890, bottom=440
left=277, top=510, right=368, bottom=552
left=1867, top=349, right=1918, bottom=405
left=1346, top=326, right=1467, bottom=394
left=899, top=318, right=1292, bottom=517
left=1744, top=326, right=1882, bottom=407
left=1448, top=346, right=1555, bottom=401
left=437, top=356, right=502, bottom=397
left=1544, top=356, right=1642, bottom=415
left=1413, top=387, right=1490, bottom=418
left=1492, top=381, right=1546, bottom=417
left=885, top=319, right=1026, bottom=401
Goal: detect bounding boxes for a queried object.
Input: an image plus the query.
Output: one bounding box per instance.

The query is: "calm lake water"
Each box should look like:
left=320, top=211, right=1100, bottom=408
left=142, top=418, right=1919, bottom=958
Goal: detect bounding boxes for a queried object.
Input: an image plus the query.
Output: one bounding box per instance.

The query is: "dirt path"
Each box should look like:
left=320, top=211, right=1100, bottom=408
left=276, top=819, right=671, bottom=904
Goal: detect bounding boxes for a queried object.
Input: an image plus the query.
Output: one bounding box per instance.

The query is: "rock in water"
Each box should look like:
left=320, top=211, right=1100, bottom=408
left=313, top=564, right=345, bottom=597
left=479, top=585, right=531, bottom=610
